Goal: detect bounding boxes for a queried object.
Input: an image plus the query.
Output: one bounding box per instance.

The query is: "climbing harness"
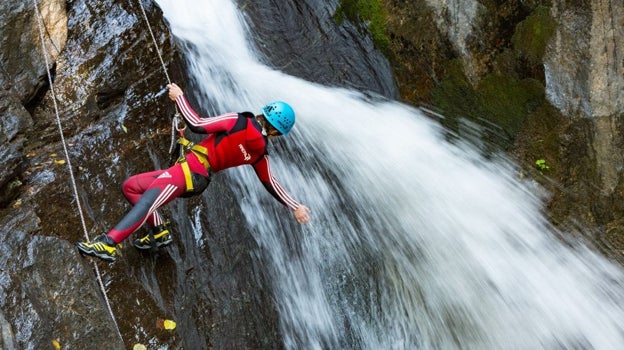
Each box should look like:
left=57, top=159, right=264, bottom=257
left=31, top=0, right=124, bottom=345
left=175, top=134, right=212, bottom=193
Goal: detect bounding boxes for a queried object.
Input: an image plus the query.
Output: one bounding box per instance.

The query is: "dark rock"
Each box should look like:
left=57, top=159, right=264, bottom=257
left=0, top=208, right=124, bottom=349
left=0, top=0, right=67, bottom=104
left=239, top=0, right=398, bottom=99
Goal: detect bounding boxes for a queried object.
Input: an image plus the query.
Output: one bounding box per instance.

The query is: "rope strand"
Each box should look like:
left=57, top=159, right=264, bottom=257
left=32, top=0, right=124, bottom=345
left=133, top=0, right=183, bottom=154
left=135, top=0, right=171, bottom=85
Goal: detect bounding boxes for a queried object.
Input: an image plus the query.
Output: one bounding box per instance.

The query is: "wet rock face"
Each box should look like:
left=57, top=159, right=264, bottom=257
left=238, top=0, right=398, bottom=99
left=0, top=0, right=66, bottom=207
left=0, top=210, right=122, bottom=349
left=0, top=93, right=31, bottom=206
left=0, top=0, right=67, bottom=103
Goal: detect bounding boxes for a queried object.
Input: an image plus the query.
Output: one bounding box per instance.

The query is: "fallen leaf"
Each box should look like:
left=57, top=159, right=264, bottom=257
left=54, top=159, right=66, bottom=165
left=50, top=153, right=57, bottom=157
left=52, top=339, right=61, bottom=350
left=133, top=344, right=147, bottom=350
left=156, top=318, right=177, bottom=330
left=164, top=319, right=177, bottom=330
left=122, top=124, right=128, bottom=133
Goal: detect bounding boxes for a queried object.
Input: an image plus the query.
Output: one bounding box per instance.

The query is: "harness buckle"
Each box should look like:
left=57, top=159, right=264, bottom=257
left=183, top=141, right=195, bottom=152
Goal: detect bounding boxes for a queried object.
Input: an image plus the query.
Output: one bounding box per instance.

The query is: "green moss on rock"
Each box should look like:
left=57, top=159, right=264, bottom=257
left=334, top=0, right=390, bottom=54
left=431, top=60, right=481, bottom=119
left=432, top=59, right=547, bottom=147
left=512, top=5, right=557, bottom=63
left=477, top=74, right=545, bottom=138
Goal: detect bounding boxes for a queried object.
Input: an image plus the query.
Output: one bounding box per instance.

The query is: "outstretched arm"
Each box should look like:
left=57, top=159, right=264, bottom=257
left=168, top=83, right=238, bottom=134
left=252, top=155, right=311, bottom=224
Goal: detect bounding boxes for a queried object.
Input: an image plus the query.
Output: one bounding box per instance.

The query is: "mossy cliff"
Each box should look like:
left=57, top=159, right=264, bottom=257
left=343, top=0, right=624, bottom=255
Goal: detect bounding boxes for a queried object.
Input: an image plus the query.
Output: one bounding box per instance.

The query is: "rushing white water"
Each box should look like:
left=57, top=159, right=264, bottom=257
left=156, top=0, right=624, bottom=349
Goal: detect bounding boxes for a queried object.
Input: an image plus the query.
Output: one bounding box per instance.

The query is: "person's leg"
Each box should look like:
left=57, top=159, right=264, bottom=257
left=121, top=169, right=169, bottom=227
left=76, top=164, right=187, bottom=261
left=108, top=165, right=187, bottom=244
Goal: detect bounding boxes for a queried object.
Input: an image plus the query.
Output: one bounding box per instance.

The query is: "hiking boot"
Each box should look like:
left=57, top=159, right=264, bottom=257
left=133, top=222, right=173, bottom=250
left=76, top=234, right=117, bottom=262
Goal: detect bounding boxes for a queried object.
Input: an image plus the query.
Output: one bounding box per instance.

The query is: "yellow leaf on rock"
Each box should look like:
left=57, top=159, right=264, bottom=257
left=133, top=344, right=147, bottom=350
left=163, top=319, right=176, bottom=330
left=54, top=159, right=66, bottom=165
left=52, top=339, right=61, bottom=350
left=50, top=153, right=57, bottom=158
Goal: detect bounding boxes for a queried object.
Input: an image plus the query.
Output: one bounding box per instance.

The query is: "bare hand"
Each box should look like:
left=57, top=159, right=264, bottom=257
left=294, top=205, right=311, bottom=224
left=167, top=83, right=183, bottom=101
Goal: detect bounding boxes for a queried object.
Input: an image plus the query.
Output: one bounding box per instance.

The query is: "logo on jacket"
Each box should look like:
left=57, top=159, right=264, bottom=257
left=239, top=144, right=251, bottom=161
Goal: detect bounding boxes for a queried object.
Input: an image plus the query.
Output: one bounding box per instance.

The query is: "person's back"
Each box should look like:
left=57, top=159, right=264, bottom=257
left=196, top=112, right=267, bottom=172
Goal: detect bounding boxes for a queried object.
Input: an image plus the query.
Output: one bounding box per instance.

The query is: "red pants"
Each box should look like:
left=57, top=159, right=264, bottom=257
left=107, top=163, right=188, bottom=243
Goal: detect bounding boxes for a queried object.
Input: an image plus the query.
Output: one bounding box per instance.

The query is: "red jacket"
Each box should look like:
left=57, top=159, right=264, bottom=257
left=176, top=95, right=301, bottom=210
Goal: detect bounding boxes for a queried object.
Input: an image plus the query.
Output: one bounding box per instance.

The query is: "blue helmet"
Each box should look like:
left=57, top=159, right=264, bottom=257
left=262, top=101, right=295, bottom=135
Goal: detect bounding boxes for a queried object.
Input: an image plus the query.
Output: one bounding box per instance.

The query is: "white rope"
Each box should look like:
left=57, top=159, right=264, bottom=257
left=135, top=0, right=171, bottom=85
left=32, top=0, right=124, bottom=345
left=134, top=0, right=184, bottom=154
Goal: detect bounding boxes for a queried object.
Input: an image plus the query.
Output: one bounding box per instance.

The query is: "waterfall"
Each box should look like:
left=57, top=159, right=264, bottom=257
left=156, top=0, right=624, bottom=349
